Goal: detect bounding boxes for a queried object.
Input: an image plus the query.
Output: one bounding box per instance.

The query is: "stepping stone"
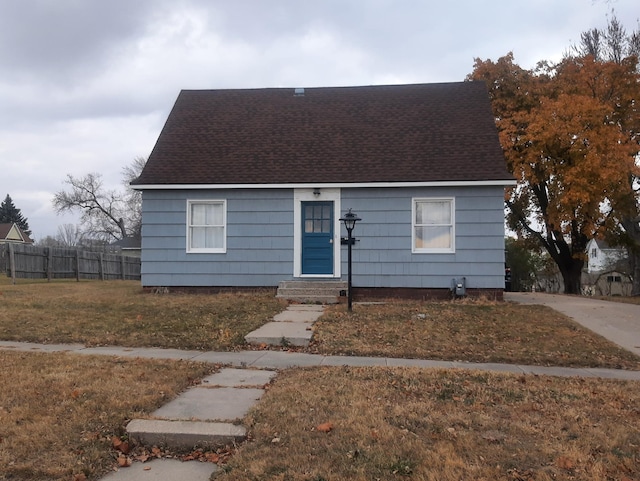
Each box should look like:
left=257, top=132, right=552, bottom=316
left=245, top=321, right=314, bottom=347
left=99, top=458, right=218, bottom=480
left=200, top=368, right=276, bottom=387
left=152, top=387, right=265, bottom=421
left=127, top=419, right=245, bottom=450
left=273, top=309, right=324, bottom=322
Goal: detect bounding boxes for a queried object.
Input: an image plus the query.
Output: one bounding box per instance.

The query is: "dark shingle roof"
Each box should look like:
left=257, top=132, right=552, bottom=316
left=133, top=82, right=512, bottom=186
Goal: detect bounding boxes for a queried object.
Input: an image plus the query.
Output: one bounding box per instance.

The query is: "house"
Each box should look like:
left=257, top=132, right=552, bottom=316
left=586, top=238, right=627, bottom=274
left=0, top=223, right=33, bottom=245
left=582, top=238, right=632, bottom=296
left=132, top=82, right=515, bottom=300
left=109, top=236, right=142, bottom=258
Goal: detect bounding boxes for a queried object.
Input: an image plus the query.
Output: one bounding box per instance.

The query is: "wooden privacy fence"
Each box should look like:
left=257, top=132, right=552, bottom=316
left=1, top=243, right=141, bottom=282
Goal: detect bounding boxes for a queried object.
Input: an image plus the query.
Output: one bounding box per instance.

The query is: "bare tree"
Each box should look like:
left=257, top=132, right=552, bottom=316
left=121, top=156, right=146, bottom=239
left=56, top=223, right=83, bottom=247
left=52, top=158, right=146, bottom=242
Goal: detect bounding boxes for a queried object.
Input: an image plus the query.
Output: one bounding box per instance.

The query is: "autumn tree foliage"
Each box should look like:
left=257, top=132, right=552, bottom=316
left=469, top=52, right=640, bottom=294
left=573, top=15, right=640, bottom=295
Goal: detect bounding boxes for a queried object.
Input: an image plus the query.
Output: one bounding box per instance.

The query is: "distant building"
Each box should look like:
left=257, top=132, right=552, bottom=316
left=0, top=223, right=33, bottom=245
left=583, top=238, right=632, bottom=296
left=109, top=236, right=141, bottom=258
left=586, top=238, right=626, bottom=273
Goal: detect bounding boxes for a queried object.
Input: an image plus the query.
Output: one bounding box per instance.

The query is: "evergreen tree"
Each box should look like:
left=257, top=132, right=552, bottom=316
left=0, top=194, right=32, bottom=237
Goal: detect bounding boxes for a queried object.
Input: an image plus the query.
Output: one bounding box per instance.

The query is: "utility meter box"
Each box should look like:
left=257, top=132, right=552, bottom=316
left=451, top=277, right=466, bottom=298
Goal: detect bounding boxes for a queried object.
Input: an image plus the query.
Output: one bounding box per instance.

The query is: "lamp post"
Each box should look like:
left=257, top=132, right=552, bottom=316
left=340, top=208, right=361, bottom=312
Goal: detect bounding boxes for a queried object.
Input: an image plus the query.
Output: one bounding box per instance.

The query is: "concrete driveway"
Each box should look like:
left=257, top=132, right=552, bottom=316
left=506, top=292, right=640, bottom=357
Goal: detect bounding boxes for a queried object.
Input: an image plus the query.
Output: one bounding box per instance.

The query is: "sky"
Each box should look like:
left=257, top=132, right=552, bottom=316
left=1, top=0, right=638, bottom=241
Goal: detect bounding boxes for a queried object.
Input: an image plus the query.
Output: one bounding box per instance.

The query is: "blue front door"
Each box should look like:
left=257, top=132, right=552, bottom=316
left=301, top=201, right=334, bottom=275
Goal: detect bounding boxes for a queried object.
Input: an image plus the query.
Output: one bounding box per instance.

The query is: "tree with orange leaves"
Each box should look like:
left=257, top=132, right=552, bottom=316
left=469, top=52, right=640, bottom=294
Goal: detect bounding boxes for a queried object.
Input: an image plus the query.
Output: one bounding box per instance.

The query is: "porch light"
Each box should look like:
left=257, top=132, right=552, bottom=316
left=339, top=209, right=361, bottom=312
left=340, top=208, right=361, bottom=234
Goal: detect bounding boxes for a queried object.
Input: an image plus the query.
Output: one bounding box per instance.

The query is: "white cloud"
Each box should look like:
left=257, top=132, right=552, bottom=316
left=0, top=0, right=637, bottom=239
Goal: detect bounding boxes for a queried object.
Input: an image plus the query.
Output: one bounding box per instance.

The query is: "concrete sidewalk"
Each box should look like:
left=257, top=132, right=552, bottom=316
left=1, top=340, right=639, bottom=380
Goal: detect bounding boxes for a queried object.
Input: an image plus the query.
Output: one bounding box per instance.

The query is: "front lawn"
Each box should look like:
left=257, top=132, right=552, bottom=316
left=220, top=366, right=640, bottom=481
left=0, top=350, right=213, bottom=480
left=0, top=279, right=283, bottom=350
left=311, top=299, right=640, bottom=369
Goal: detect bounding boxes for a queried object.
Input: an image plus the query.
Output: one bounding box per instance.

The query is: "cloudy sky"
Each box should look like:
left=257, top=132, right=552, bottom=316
left=1, top=0, right=637, bottom=240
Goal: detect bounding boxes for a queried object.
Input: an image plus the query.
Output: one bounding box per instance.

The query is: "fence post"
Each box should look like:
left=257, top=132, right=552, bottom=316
left=121, top=255, right=126, bottom=280
left=9, top=243, right=16, bottom=284
left=47, top=247, right=53, bottom=282
left=99, top=253, right=105, bottom=281
left=75, top=249, right=81, bottom=282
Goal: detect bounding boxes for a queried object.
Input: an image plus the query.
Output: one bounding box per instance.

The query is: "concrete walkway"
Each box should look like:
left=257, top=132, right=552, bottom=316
left=2, top=294, right=640, bottom=480
left=244, top=304, right=324, bottom=347
left=2, top=340, right=639, bottom=379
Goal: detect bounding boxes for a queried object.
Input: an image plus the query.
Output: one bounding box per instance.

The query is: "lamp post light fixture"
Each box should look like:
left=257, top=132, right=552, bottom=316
left=339, top=208, right=361, bottom=312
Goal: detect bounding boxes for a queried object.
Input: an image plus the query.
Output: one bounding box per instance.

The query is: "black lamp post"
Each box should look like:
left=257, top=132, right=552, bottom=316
left=340, top=208, right=361, bottom=312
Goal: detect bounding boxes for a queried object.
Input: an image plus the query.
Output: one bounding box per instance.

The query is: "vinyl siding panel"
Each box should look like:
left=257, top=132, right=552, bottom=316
left=141, top=189, right=294, bottom=286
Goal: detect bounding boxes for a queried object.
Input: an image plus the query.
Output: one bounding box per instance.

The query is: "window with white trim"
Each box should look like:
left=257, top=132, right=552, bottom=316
left=412, top=198, right=455, bottom=253
left=187, top=200, right=226, bottom=253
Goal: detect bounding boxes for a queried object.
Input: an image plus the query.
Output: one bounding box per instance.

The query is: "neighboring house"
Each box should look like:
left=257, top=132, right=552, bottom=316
left=583, top=238, right=632, bottom=296
left=0, top=223, right=33, bottom=245
left=109, top=236, right=142, bottom=258
left=132, top=82, right=515, bottom=299
left=586, top=238, right=626, bottom=274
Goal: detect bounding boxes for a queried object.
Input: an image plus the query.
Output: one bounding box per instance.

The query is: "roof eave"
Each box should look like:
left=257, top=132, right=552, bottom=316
left=132, top=180, right=517, bottom=190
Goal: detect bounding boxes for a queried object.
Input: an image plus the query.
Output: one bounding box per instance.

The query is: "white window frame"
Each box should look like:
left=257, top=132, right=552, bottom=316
left=412, top=197, right=455, bottom=253
left=186, top=199, right=227, bottom=253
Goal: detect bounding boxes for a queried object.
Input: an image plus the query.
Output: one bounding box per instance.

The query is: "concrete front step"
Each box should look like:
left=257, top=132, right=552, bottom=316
left=127, top=419, right=246, bottom=450
left=276, top=294, right=340, bottom=304
left=276, top=280, right=347, bottom=304
left=278, top=280, right=347, bottom=289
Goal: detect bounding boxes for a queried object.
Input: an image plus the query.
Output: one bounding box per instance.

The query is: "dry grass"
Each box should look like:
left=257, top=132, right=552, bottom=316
left=220, top=366, right=640, bottom=481
left=594, top=295, right=640, bottom=306
left=0, top=350, right=214, bottom=481
left=0, top=279, right=284, bottom=350
left=311, top=299, right=640, bottom=370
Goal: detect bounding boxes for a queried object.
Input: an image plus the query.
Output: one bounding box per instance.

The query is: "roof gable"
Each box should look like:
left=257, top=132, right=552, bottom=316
left=0, top=223, right=32, bottom=243
left=134, top=82, right=513, bottom=187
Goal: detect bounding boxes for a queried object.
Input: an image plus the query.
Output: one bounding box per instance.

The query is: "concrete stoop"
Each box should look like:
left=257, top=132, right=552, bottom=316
left=126, top=368, right=277, bottom=451
left=276, top=280, right=347, bottom=304
left=244, top=304, right=325, bottom=347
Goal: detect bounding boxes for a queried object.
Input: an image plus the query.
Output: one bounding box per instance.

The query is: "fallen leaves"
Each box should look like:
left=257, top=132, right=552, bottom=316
left=112, top=436, right=130, bottom=455
left=316, top=422, right=334, bottom=433
left=556, top=456, right=575, bottom=470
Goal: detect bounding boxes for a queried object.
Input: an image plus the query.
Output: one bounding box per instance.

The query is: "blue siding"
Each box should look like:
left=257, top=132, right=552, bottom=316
left=141, top=189, right=294, bottom=286
left=340, top=186, right=505, bottom=289
left=140, top=186, right=506, bottom=289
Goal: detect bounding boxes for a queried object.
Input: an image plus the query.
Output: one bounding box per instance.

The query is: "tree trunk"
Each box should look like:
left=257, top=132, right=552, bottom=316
left=558, top=257, right=585, bottom=295
left=621, top=218, right=640, bottom=297
left=630, top=248, right=640, bottom=297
